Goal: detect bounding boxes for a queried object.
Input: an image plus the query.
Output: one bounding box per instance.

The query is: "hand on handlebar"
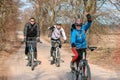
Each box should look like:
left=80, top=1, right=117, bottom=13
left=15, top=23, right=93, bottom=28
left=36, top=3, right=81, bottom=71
left=88, top=46, right=97, bottom=51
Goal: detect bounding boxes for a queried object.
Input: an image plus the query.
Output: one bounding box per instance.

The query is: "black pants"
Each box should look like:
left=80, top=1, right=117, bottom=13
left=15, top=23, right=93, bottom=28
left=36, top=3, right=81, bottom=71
left=25, top=37, right=37, bottom=59
left=50, top=38, right=61, bottom=57
left=76, top=49, right=86, bottom=62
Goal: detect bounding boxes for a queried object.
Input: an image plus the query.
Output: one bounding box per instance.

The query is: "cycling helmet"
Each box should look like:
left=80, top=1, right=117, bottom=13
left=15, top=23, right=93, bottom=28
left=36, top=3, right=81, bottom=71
left=56, top=21, right=62, bottom=25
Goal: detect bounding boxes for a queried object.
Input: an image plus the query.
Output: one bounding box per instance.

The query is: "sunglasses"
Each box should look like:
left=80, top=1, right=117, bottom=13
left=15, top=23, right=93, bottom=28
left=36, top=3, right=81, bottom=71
left=30, top=21, right=35, bottom=22
left=76, top=24, right=82, bottom=26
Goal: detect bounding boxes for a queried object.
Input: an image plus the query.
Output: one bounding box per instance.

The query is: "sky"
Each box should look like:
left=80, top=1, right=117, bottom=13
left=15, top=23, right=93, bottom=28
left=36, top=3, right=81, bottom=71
left=19, top=0, right=33, bottom=11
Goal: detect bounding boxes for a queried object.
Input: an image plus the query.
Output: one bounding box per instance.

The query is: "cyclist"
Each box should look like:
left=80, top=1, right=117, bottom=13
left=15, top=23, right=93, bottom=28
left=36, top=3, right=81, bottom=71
left=24, top=17, right=40, bottom=61
left=48, top=21, right=67, bottom=64
left=70, top=12, right=92, bottom=69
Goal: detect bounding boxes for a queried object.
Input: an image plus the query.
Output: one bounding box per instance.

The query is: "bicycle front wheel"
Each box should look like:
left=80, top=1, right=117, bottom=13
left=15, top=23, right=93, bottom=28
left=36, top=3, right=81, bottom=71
left=31, top=51, right=34, bottom=70
left=55, top=47, right=60, bottom=67
left=81, top=64, right=91, bottom=80
left=71, top=70, right=79, bottom=80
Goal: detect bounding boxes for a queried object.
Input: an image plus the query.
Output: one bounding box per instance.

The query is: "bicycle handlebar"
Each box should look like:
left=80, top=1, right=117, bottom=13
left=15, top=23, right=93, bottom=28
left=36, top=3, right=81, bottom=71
left=87, top=46, right=97, bottom=51
left=76, top=46, right=97, bottom=51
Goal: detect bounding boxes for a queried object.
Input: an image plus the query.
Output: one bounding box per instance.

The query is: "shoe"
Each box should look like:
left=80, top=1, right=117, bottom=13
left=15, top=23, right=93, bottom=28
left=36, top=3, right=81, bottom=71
left=40, top=41, right=42, bottom=43
left=25, top=56, right=28, bottom=60
left=50, top=56, right=53, bottom=61
left=70, top=62, right=75, bottom=70
left=50, top=57, right=54, bottom=65
left=51, top=60, right=54, bottom=65
left=34, top=58, right=37, bottom=61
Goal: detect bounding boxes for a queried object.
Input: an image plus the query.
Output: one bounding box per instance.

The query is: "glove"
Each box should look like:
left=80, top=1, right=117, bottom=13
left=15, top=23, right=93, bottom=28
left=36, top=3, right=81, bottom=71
left=59, top=44, right=62, bottom=48
left=86, top=14, right=92, bottom=22
left=71, top=43, right=76, bottom=47
left=64, top=40, right=67, bottom=43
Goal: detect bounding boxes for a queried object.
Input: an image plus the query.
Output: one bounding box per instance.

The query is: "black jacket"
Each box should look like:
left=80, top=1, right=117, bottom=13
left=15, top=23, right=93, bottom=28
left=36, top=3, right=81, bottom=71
left=24, top=22, right=40, bottom=37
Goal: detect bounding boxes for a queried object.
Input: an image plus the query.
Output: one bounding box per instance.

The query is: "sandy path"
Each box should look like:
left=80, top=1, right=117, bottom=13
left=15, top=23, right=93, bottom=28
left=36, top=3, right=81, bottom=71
left=5, top=41, right=72, bottom=80
left=3, top=34, right=120, bottom=80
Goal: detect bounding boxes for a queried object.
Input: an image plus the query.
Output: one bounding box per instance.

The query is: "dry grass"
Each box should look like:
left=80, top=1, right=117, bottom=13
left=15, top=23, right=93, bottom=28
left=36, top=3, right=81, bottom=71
left=87, top=47, right=120, bottom=70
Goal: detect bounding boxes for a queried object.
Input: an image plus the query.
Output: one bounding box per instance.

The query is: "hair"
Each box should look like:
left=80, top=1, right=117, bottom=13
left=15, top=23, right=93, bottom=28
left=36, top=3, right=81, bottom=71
left=29, top=17, right=35, bottom=20
left=56, top=23, right=62, bottom=26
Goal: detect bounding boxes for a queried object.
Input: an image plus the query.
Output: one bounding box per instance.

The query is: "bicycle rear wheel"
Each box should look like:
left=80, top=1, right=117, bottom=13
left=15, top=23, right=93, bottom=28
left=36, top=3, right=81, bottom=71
left=81, top=64, right=91, bottom=80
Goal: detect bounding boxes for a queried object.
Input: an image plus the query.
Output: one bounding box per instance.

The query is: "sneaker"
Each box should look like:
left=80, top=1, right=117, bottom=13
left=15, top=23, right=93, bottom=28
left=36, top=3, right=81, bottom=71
left=34, top=58, right=37, bottom=61
left=25, top=56, right=28, bottom=60
left=51, top=60, right=54, bottom=65
left=50, top=56, right=53, bottom=61
left=70, top=62, right=75, bottom=70
left=50, top=57, right=54, bottom=65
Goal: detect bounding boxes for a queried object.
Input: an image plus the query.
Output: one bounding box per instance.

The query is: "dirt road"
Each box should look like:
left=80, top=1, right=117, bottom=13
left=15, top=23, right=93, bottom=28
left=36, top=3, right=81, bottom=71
left=1, top=38, right=119, bottom=80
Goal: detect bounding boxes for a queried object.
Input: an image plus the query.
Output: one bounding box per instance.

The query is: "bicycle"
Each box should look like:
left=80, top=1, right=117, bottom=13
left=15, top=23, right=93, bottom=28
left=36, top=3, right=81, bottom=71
left=50, top=40, right=63, bottom=67
left=71, top=47, right=97, bottom=80
left=25, top=37, right=40, bottom=71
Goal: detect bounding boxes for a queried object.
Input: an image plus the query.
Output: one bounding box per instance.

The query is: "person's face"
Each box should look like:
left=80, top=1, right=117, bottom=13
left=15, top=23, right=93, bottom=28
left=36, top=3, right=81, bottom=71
left=30, top=19, right=35, bottom=25
left=56, top=25, right=61, bottom=30
left=76, top=24, right=81, bottom=30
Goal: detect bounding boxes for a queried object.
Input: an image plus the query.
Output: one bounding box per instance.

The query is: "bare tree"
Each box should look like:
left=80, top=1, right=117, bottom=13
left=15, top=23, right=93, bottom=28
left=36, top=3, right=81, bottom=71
left=0, top=0, right=20, bottom=51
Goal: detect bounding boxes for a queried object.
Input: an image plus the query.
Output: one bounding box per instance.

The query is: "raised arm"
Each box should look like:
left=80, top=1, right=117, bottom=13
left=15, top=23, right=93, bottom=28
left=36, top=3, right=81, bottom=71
left=83, top=13, right=92, bottom=32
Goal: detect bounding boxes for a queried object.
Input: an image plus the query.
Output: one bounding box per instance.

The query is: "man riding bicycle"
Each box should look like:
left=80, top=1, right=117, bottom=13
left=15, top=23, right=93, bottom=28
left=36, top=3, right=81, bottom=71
left=24, top=17, right=40, bottom=61
left=48, top=21, right=67, bottom=64
left=70, top=12, right=92, bottom=69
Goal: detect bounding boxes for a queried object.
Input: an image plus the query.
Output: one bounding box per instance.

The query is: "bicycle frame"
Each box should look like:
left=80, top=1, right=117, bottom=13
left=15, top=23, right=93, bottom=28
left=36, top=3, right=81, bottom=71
left=25, top=37, right=37, bottom=71
left=79, top=52, right=90, bottom=79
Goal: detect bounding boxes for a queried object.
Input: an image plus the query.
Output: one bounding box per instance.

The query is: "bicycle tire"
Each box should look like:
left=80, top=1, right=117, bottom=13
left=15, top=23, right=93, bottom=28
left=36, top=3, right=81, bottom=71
left=81, top=63, right=91, bottom=80
left=56, top=47, right=60, bottom=67
left=51, top=51, right=55, bottom=64
left=71, top=70, right=78, bottom=80
left=31, top=51, right=34, bottom=71
left=27, top=52, right=31, bottom=66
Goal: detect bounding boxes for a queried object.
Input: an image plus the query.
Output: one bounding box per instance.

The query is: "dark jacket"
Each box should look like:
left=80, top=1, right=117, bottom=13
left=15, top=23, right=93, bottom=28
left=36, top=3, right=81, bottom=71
left=24, top=22, right=40, bottom=37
